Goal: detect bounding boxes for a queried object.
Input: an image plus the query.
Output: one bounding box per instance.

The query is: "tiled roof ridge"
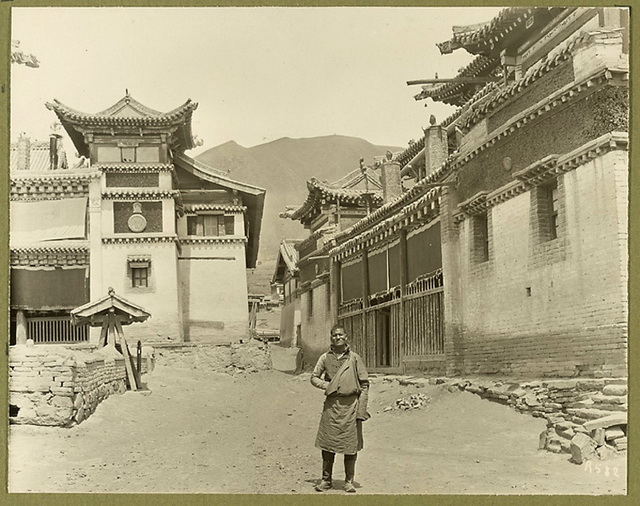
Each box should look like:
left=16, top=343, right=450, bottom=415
left=175, top=153, right=266, bottom=195
left=437, top=7, right=537, bottom=54
left=334, top=160, right=449, bottom=243
left=309, top=177, right=383, bottom=197
left=10, top=140, right=50, bottom=148
left=414, top=55, right=498, bottom=104
left=46, top=97, right=198, bottom=124
left=457, top=30, right=621, bottom=131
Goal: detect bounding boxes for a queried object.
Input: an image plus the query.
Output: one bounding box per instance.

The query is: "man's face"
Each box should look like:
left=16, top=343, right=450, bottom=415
left=331, top=328, right=347, bottom=347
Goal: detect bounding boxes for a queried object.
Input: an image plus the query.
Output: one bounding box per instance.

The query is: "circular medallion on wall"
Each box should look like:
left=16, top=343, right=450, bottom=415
left=503, top=156, right=513, bottom=171
left=127, top=201, right=147, bottom=233
left=128, top=213, right=147, bottom=233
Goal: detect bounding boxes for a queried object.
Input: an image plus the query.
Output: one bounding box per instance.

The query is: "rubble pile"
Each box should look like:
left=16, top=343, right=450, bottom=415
left=385, top=393, right=431, bottom=412
left=156, top=338, right=272, bottom=374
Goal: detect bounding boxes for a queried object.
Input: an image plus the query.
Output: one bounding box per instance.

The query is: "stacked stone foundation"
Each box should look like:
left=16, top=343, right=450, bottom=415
left=9, top=343, right=155, bottom=427
left=384, top=374, right=627, bottom=464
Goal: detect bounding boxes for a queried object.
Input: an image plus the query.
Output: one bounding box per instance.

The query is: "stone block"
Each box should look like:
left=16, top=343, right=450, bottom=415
left=547, top=442, right=562, bottom=453
left=591, top=393, right=626, bottom=405
left=594, top=403, right=627, bottom=412
left=50, top=387, right=74, bottom=396
left=566, top=408, right=617, bottom=420
left=51, top=396, right=73, bottom=408
left=604, top=426, right=625, bottom=441
left=545, top=379, right=578, bottom=390
left=556, top=427, right=576, bottom=440
left=592, top=427, right=605, bottom=446
left=613, top=437, right=627, bottom=451
left=524, top=393, right=542, bottom=407
left=583, top=413, right=628, bottom=431
left=602, top=384, right=627, bottom=396
left=539, top=430, right=549, bottom=450
left=596, top=444, right=617, bottom=461
left=577, top=379, right=606, bottom=391
left=570, top=433, right=598, bottom=464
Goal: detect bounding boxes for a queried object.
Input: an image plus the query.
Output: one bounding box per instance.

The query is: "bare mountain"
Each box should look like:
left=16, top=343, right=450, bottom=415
left=196, top=135, right=401, bottom=293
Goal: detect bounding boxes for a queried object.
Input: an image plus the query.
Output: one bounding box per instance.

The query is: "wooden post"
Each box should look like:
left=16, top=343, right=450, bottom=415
left=330, top=258, right=341, bottom=325
left=16, top=310, right=28, bottom=345
left=361, top=248, right=370, bottom=365
left=98, top=318, right=109, bottom=348
left=114, top=316, right=138, bottom=391
left=399, top=229, right=408, bottom=371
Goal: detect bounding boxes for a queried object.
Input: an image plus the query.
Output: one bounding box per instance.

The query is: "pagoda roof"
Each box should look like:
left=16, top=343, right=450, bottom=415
left=436, top=7, right=563, bottom=57
left=271, top=238, right=301, bottom=284
left=282, top=177, right=383, bottom=223
left=174, top=153, right=266, bottom=269
left=70, top=288, right=151, bottom=327
left=413, top=55, right=500, bottom=106
left=45, top=93, right=199, bottom=157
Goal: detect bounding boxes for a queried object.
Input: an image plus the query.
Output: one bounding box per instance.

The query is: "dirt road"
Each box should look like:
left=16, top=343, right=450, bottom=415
left=8, top=356, right=626, bottom=495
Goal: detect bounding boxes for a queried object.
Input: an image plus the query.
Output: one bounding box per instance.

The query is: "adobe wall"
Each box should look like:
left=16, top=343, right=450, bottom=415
left=9, top=344, right=154, bottom=427
left=100, top=241, right=184, bottom=342
left=451, top=150, right=627, bottom=377
left=279, top=300, right=298, bottom=347
left=178, top=242, right=249, bottom=343
left=300, top=283, right=332, bottom=367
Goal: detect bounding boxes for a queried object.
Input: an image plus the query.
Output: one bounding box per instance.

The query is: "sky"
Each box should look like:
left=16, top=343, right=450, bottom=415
left=11, top=7, right=503, bottom=158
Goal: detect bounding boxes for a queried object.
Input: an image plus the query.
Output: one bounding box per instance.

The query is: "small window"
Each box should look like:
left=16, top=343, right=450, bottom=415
left=224, top=216, right=235, bottom=235
left=547, top=181, right=559, bottom=240
left=121, top=147, right=136, bottom=163
left=132, top=267, right=148, bottom=288
left=472, top=212, right=490, bottom=263
left=326, top=282, right=331, bottom=312
left=307, top=289, right=314, bottom=319
left=535, top=179, right=560, bottom=242
left=186, top=214, right=236, bottom=237
left=203, top=215, right=219, bottom=236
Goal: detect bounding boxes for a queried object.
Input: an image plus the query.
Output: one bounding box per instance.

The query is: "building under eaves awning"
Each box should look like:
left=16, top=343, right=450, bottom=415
left=10, top=197, right=87, bottom=244
left=173, top=153, right=266, bottom=268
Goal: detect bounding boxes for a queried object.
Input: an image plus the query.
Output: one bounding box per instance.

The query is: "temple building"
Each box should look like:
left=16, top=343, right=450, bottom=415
left=283, top=6, right=628, bottom=377
left=10, top=94, right=265, bottom=346
left=280, top=166, right=384, bottom=361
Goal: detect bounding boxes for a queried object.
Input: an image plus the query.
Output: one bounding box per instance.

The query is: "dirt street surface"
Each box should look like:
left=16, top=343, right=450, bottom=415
left=9, top=355, right=626, bottom=495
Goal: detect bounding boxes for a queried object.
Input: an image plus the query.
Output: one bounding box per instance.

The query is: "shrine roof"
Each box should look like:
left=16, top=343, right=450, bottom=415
left=45, top=93, right=199, bottom=156
left=70, top=288, right=151, bottom=326
left=281, top=177, right=383, bottom=223
left=45, top=94, right=198, bottom=125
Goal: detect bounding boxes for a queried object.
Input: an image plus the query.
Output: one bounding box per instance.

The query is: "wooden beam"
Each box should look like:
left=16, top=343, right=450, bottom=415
left=114, top=316, right=138, bottom=391
left=407, top=76, right=500, bottom=86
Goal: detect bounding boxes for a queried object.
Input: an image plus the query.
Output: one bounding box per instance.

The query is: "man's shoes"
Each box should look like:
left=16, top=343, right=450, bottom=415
left=315, top=480, right=332, bottom=492
left=344, top=481, right=357, bottom=493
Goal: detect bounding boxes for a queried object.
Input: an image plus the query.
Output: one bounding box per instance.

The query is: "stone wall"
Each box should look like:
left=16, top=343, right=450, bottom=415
left=392, top=374, right=627, bottom=463
left=9, top=343, right=154, bottom=427
left=153, top=338, right=271, bottom=374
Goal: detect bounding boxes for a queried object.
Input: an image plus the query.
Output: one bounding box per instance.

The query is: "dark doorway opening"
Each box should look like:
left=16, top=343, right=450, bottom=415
left=376, top=308, right=391, bottom=367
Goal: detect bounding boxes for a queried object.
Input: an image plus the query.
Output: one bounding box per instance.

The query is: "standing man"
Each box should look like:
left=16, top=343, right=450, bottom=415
left=310, top=325, right=370, bottom=493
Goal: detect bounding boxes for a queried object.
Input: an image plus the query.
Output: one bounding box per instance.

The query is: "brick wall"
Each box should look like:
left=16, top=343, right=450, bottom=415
left=449, top=149, right=627, bottom=377
left=9, top=344, right=154, bottom=426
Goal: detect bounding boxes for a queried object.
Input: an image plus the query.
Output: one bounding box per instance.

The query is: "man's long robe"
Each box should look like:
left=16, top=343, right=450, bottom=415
left=311, top=347, right=369, bottom=455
